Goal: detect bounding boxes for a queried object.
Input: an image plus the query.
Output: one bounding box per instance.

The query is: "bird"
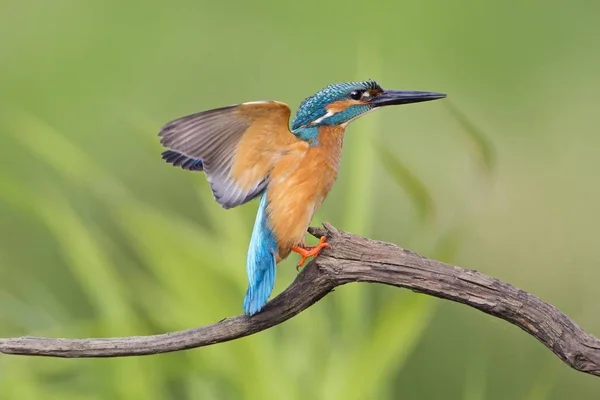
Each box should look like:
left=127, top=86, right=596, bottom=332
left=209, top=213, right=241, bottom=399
left=158, top=80, right=445, bottom=316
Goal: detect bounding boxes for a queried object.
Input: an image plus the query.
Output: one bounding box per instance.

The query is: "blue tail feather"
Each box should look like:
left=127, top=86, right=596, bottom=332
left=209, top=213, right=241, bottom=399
left=243, top=192, right=277, bottom=316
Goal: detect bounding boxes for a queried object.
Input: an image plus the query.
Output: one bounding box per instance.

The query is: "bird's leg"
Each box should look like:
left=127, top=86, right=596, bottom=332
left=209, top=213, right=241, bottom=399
left=291, top=236, right=331, bottom=271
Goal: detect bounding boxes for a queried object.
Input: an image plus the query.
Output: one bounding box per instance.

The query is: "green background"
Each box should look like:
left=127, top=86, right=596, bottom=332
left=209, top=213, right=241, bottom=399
left=1, top=0, right=600, bottom=398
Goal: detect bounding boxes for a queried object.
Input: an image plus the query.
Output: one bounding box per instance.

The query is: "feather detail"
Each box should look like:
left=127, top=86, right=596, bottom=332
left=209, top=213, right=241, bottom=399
left=243, top=192, right=278, bottom=315
left=161, top=150, right=203, bottom=171
left=159, top=101, right=295, bottom=209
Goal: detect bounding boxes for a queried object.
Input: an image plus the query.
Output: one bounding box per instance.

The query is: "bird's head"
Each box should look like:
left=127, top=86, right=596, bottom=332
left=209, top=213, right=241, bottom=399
left=291, top=80, right=445, bottom=141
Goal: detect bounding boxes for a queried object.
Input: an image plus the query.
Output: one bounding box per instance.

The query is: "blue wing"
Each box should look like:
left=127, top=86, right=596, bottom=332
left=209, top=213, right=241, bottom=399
left=243, top=192, right=278, bottom=316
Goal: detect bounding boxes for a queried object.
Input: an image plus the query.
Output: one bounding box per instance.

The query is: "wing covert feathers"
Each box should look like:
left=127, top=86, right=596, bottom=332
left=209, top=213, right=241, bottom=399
left=159, top=101, right=294, bottom=208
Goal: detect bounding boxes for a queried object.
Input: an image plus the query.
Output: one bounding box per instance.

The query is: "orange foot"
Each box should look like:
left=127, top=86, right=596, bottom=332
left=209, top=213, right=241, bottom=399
left=291, top=236, right=331, bottom=271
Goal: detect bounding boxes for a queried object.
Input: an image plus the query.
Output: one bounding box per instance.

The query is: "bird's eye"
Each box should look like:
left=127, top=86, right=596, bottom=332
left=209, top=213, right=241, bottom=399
left=349, top=90, right=363, bottom=100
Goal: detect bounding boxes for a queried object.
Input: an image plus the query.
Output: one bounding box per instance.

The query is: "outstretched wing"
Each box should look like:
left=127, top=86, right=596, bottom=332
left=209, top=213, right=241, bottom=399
left=159, top=101, right=294, bottom=209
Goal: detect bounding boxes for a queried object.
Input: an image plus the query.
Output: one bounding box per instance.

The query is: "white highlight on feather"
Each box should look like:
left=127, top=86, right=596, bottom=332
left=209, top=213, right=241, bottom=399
left=312, top=111, right=334, bottom=125
left=242, top=101, right=271, bottom=105
left=241, top=100, right=288, bottom=107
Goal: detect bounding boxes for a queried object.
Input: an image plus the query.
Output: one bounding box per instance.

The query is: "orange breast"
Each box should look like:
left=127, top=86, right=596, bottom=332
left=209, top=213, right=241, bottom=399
left=266, top=126, right=346, bottom=260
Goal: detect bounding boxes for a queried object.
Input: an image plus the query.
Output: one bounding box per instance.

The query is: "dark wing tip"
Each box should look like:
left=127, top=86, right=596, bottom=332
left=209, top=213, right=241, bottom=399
left=161, top=150, right=204, bottom=172
left=158, top=122, right=182, bottom=147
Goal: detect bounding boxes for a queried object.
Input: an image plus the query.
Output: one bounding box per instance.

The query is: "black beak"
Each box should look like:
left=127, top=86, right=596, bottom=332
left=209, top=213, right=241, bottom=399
left=371, top=90, right=446, bottom=107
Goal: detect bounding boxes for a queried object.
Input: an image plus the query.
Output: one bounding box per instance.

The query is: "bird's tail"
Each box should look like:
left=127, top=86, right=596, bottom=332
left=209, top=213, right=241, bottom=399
left=243, top=192, right=278, bottom=316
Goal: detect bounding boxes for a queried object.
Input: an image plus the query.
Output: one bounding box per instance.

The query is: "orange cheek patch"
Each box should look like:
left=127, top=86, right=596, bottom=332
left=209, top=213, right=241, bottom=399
left=326, top=99, right=365, bottom=113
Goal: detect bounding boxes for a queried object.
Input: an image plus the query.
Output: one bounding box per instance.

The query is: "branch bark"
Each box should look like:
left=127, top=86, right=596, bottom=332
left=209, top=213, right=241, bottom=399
left=1, top=223, right=599, bottom=377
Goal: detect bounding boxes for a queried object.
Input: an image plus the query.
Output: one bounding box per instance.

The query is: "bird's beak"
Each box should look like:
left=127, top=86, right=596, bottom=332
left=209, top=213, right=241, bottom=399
left=371, top=90, right=446, bottom=107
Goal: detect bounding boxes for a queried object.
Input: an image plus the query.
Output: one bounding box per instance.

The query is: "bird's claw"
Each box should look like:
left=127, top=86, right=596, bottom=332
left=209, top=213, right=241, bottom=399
left=292, top=236, right=331, bottom=271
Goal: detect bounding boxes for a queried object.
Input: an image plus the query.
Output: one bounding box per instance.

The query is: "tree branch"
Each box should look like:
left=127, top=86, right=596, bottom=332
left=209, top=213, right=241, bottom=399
left=1, top=223, right=599, bottom=377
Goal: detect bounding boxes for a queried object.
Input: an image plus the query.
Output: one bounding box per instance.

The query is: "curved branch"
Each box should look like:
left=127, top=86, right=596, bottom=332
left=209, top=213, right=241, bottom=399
left=1, top=223, right=599, bottom=377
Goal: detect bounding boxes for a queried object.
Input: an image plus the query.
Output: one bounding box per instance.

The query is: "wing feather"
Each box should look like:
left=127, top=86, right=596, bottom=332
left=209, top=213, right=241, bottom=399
left=161, top=150, right=204, bottom=171
left=159, top=101, right=294, bottom=209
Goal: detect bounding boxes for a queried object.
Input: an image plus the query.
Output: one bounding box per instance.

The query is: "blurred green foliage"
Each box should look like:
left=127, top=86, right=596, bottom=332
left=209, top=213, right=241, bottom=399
left=1, top=0, right=600, bottom=399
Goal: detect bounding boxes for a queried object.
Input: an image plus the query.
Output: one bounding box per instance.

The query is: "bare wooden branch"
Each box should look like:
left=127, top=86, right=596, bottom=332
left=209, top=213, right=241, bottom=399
left=1, top=223, right=599, bottom=377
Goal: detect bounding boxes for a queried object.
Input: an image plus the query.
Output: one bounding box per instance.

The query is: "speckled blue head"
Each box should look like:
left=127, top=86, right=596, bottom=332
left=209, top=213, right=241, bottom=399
left=291, top=80, right=380, bottom=141
left=290, top=80, right=446, bottom=142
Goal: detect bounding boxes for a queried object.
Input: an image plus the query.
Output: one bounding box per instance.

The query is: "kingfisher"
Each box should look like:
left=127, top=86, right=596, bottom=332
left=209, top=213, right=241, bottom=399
left=159, top=80, right=445, bottom=316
